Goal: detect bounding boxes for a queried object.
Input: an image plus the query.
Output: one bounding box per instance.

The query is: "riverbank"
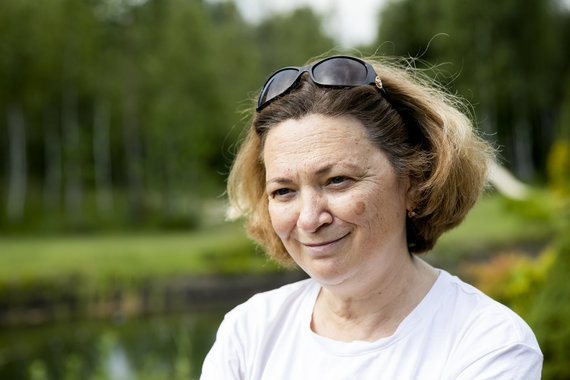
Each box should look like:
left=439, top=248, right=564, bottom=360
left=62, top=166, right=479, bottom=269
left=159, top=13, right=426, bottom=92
left=0, top=191, right=559, bottom=326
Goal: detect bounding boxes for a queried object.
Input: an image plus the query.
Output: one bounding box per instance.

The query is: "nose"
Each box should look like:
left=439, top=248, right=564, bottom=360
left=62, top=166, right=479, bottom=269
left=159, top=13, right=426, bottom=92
left=296, top=189, right=332, bottom=233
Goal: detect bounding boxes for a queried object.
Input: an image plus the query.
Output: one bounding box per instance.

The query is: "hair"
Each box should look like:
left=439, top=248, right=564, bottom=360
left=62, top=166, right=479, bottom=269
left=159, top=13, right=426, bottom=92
left=227, top=56, right=495, bottom=266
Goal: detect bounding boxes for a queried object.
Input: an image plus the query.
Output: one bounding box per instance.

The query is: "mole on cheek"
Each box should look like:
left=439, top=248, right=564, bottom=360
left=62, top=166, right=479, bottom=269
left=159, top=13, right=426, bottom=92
left=355, top=201, right=366, bottom=215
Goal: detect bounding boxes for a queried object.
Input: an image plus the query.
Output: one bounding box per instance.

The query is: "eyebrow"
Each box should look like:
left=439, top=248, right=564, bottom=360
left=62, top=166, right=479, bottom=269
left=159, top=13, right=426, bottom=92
left=265, top=165, right=332, bottom=186
left=315, top=164, right=333, bottom=176
left=265, top=162, right=361, bottom=187
left=266, top=177, right=293, bottom=186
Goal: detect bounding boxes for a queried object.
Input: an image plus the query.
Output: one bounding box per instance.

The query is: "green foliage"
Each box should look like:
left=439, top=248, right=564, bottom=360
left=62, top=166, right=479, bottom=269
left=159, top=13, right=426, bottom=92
left=0, top=0, right=334, bottom=233
left=528, top=233, right=570, bottom=380
left=376, top=0, right=569, bottom=178
left=254, top=7, right=335, bottom=73
left=461, top=249, right=555, bottom=316
left=547, top=140, right=570, bottom=196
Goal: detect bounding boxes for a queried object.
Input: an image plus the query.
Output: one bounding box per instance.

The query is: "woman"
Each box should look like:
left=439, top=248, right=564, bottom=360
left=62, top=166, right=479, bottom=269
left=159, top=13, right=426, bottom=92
left=201, top=55, right=542, bottom=379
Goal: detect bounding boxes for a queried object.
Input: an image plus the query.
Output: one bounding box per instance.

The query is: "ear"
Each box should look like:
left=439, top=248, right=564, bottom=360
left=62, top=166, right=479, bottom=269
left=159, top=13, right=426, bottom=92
left=404, top=178, right=419, bottom=211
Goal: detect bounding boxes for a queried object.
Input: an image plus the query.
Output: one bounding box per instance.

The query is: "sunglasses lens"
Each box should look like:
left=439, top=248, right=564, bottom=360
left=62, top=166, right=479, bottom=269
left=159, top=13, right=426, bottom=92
left=258, top=68, right=299, bottom=108
left=313, top=58, right=367, bottom=86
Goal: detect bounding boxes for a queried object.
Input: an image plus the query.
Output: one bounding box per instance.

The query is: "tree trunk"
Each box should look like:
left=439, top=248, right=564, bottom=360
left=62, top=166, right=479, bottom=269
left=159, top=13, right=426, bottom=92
left=43, top=104, right=62, bottom=214
left=93, top=99, right=113, bottom=216
left=6, top=104, right=27, bottom=222
left=122, top=46, right=144, bottom=222
left=62, top=83, right=82, bottom=223
left=163, top=134, right=178, bottom=217
left=511, top=91, right=535, bottom=180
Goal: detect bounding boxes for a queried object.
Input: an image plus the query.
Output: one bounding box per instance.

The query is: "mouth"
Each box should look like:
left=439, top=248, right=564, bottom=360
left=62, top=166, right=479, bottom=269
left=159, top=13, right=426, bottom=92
left=301, top=233, right=349, bottom=253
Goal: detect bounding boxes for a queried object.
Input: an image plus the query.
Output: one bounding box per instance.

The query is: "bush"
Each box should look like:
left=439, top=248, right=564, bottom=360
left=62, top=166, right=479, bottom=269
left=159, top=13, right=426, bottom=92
left=461, top=249, right=554, bottom=316
left=528, top=231, right=570, bottom=379
left=547, top=140, right=570, bottom=196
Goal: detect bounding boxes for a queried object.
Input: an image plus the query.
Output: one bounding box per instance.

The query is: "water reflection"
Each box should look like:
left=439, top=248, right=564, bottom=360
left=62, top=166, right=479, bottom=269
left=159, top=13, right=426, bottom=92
left=107, top=344, right=133, bottom=380
left=0, top=310, right=225, bottom=380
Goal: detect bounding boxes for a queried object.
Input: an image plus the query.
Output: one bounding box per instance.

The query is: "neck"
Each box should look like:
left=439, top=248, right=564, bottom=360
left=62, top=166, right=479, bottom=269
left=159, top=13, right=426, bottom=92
left=311, top=256, right=438, bottom=342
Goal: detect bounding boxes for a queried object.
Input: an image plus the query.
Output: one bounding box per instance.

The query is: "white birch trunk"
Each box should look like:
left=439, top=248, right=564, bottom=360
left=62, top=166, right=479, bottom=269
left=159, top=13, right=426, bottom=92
left=122, top=38, right=144, bottom=221
left=6, top=104, right=27, bottom=221
left=43, top=105, right=62, bottom=213
left=93, top=99, right=113, bottom=216
left=511, top=92, right=535, bottom=180
left=62, top=84, right=82, bottom=221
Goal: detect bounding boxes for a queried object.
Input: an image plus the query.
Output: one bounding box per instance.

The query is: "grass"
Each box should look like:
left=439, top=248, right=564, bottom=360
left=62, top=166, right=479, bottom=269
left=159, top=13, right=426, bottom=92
left=440, top=194, right=553, bottom=250
left=0, top=191, right=559, bottom=288
left=0, top=222, right=279, bottom=289
left=428, top=189, right=558, bottom=270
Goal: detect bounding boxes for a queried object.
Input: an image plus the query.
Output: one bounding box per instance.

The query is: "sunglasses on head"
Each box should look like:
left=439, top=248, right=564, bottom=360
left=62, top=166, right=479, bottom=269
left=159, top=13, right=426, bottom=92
left=256, top=55, right=385, bottom=112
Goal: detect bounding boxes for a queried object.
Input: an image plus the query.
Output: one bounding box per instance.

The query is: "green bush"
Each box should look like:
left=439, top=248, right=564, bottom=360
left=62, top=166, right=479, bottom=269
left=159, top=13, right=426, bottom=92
left=528, top=232, right=570, bottom=379
left=501, top=190, right=556, bottom=222
left=547, top=140, right=570, bottom=196
left=461, top=248, right=554, bottom=316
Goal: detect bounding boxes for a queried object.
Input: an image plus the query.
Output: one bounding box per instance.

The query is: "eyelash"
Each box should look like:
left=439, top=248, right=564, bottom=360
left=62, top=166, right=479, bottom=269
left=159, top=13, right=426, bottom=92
left=272, top=188, right=292, bottom=198
left=328, top=176, right=347, bottom=185
left=270, top=176, right=353, bottom=198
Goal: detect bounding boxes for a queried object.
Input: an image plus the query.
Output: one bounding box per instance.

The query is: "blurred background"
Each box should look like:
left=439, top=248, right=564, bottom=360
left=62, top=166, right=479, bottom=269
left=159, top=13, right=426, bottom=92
left=0, top=0, right=569, bottom=379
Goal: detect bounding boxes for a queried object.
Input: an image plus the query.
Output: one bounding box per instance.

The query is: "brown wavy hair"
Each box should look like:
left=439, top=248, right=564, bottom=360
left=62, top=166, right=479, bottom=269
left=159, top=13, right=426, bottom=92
left=227, top=56, right=494, bottom=266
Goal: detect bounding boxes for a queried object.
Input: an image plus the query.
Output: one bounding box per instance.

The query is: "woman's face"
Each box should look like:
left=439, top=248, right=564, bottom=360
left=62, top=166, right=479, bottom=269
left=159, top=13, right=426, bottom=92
left=264, top=114, right=412, bottom=287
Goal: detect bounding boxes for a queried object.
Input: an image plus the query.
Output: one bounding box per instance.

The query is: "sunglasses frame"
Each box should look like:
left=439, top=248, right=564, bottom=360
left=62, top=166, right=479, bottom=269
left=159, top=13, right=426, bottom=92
left=256, top=55, right=384, bottom=112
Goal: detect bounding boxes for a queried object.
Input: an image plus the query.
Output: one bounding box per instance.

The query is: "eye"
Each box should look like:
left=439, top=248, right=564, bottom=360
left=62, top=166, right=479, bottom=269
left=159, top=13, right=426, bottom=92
left=329, top=176, right=347, bottom=185
left=271, top=188, right=293, bottom=198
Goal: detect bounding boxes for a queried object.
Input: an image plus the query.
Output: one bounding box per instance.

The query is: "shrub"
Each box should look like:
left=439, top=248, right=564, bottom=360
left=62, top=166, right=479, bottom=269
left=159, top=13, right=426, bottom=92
left=461, top=249, right=554, bottom=316
left=547, top=140, right=570, bottom=196
left=528, top=232, right=570, bottom=379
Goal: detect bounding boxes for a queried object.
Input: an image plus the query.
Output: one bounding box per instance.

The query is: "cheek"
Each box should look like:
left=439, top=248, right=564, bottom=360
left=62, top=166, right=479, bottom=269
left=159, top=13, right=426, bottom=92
left=268, top=202, right=296, bottom=239
left=332, top=190, right=397, bottom=228
left=354, top=201, right=366, bottom=215
left=330, top=193, right=370, bottom=223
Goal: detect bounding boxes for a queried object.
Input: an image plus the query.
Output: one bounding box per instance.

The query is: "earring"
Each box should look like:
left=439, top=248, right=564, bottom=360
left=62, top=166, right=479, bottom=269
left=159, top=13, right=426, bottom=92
left=407, top=209, right=417, bottom=218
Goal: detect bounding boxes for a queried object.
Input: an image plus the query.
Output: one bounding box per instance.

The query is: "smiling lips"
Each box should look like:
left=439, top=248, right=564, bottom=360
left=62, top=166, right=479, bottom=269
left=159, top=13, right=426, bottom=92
left=301, top=233, right=349, bottom=253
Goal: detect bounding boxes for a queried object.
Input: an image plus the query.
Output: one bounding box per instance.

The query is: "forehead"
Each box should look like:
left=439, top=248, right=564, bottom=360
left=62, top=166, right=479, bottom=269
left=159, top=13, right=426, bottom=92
left=263, top=114, right=380, bottom=172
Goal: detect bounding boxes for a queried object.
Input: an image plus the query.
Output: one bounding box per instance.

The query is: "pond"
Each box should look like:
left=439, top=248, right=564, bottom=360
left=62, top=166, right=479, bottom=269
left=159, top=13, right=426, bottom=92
left=0, top=271, right=308, bottom=379
left=0, top=309, right=226, bottom=380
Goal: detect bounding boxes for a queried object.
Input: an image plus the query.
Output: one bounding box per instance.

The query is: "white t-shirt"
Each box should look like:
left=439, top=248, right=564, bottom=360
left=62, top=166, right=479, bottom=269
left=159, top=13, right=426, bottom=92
left=201, top=270, right=542, bottom=379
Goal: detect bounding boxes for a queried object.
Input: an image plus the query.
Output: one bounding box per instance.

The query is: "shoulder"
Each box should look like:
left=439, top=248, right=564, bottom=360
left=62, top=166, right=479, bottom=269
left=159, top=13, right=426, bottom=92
left=227, top=277, right=315, bottom=319
left=435, top=270, right=543, bottom=379
left=438, top=270, right=538, bottom=343
left=201, top=278, right=317, bottom=379
left=219, top=277, right=316, bottom=338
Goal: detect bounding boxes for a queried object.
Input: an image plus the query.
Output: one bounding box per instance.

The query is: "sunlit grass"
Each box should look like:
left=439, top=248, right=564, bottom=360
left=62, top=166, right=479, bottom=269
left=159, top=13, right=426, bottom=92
left=0, top=223, right=278, bottom=287
left=429, top=189, right=557, bottom=269
left=0, top=191, right=559, bottom=286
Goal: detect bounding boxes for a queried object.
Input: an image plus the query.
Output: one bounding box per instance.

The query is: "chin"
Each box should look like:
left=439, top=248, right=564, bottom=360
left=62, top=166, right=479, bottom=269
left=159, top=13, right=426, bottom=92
left=299, top=258, right=351, bottom=287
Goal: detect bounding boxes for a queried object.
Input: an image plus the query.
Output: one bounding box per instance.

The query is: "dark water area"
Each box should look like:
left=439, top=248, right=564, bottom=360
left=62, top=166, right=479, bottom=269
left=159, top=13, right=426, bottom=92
left=0, top=310, right=224, bottom=380
left=0, top=271, right=307, bottom=380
